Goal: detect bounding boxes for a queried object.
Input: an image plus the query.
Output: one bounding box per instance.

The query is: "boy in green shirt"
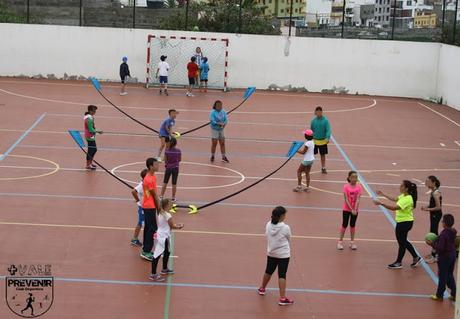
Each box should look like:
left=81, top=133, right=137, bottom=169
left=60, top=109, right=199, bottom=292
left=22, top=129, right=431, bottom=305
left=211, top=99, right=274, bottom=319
left=310, top=106, right=331, bottom=174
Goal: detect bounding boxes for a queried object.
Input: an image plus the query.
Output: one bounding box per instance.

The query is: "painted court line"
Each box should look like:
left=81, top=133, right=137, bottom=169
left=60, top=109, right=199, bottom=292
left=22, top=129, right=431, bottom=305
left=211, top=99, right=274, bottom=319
left=0, top=112, right=46, bottom=161
left=331, top=135, right=439, bottom=286
left=0, top=220, right=426, bottom=244
left=0, top=275, right=429, bottom=299
left=455, top=141, right=460, bottom=147
left=417, top=102, right=460, bottom=128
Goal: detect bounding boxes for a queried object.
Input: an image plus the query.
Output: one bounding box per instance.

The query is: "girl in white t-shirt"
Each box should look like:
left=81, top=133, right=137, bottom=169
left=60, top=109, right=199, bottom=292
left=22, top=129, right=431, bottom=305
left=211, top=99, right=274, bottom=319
left=149, top=198, right=184, bottom=282
left=293, top=129, right=315, bottom=192
left=130, top=169, right=148, bottom=247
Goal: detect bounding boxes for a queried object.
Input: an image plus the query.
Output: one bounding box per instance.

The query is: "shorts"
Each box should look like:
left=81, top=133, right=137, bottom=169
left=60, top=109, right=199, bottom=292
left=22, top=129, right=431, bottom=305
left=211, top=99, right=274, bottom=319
left=265, top=256, right=290, bottom=279
left=120, top=75, right=127, bottom=84
left=200, top=78, right=208, bottom=82
left=188, top=77, right=196, bottom=85
left=159, top=76, right=168, bottom=84
left=211, top=128, right=225, bottom=140
left=136, top=206, right=144, bottom=227
left=164, top=167, right=179, bottom=185
left=314, top=144, right=328, bottom=155
left=160, top=135, right=171, bottom=143
left=301, top=160, right=314, bottom=167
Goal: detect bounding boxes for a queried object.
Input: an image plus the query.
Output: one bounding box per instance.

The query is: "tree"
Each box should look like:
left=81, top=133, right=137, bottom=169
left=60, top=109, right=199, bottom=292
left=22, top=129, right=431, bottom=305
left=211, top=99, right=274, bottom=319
left=158, top=0, right=280, bottom=35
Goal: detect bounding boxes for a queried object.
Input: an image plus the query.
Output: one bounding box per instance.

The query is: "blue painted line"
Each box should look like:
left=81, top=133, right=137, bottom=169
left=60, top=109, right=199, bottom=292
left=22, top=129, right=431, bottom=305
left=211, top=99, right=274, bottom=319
left=330, top=135, right=439, bottom=286
left=0, top=113, right=46, bottom=161
left=0, top=192, right=380, bottom=213
left=0, top=276, right=428, bottom=299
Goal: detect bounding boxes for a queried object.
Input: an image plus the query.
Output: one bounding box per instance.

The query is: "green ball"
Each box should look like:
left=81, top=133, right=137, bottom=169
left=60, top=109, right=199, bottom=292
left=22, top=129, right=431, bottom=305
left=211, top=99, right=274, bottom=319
left=425, top=232, right=438, bottom=242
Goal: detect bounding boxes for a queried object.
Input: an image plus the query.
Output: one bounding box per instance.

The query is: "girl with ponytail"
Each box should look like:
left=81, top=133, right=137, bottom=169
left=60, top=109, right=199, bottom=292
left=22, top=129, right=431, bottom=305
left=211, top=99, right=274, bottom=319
left=373, top=180, right=422, bottom=269
left=421, top=176, right=443, bottom=263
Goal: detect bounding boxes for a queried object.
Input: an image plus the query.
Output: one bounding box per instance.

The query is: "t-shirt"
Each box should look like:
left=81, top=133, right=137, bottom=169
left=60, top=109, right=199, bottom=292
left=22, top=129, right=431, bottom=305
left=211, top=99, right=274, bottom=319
left=310, top=116, right=331, bottom=145
left=159, top=117, right=175, bottom=137
left=135, top=181, right=143, bottom=207
left=142, top=174, right=157, bottom=209
left=343, top=183, right=362, bottom=212
left=158, top=61, right=169, bottom=77
left=119, top=62, right=130, bottom=78
left=303, top=140, right=315, bottom=162
left=84, top=114, right=96, bottom=141
left=200, top=62, right=209, bottom=80
left=187, top=62, right=199, bottom=78
left=165, top=147, right=181, bottom=169
left=395, top=194, right=414, bottom=223
left=194, top=52, right=203, bottom=66
left=157, top=212, right=172, bottom=238
left=210, top=109, right=228, bottom=131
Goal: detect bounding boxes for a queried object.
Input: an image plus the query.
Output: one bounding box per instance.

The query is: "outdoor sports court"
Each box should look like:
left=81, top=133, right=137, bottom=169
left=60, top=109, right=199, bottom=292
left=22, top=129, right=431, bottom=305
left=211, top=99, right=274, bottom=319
left=0, top=78, right=458, bottom=318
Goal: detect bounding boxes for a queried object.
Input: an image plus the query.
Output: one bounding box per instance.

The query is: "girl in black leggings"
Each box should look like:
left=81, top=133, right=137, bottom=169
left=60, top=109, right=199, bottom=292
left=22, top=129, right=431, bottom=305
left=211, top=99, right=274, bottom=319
left=421, top=175, right=442, bottom=263
left=374, top=180, right=422, bottom=269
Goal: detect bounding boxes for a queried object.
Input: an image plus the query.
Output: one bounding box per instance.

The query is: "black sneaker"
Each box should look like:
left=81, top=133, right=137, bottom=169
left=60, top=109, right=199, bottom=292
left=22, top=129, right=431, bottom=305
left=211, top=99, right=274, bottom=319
left=159, top=90, right=163, bottom=95
left=222, top=156, right=230, bottom=163
left=387, top=262, right=403, bottom=269
left=411, top=256, right=422, bottom=268
left=321, top=168, right=327, bottom=174
left=210, top=155, right=215, bottom=162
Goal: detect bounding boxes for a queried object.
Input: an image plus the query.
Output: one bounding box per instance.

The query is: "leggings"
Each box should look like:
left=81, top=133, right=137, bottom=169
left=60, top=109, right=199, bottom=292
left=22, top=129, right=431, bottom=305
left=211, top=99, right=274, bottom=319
left=151, top=238, right=170, bottom=274
left=395, top=221, right=418, bottom=263
left=342, top=211, right=358, bottom=229
left=265, top=256, right=290, bottom=279
left=86, top=140, right=97, bottom=161
left=429, top=212, right=442, bottom=235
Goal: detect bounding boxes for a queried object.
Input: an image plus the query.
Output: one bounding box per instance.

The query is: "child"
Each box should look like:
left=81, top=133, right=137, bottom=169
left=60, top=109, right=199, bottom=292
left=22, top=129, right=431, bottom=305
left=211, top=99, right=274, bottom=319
left=161, top=137, right=181, bottom=202
left=258, top=206, right=294, bottom=306
left=83, top=105, right=103, bottom=170
left=156, top=55, right=170, bottom=96
left=158, top=109, right=179, bottom=158
left=186, top=56, right=198, bottom=97
left=293, top=129, right=314, bottom=192
left=209, top=100, right=229, bottom=163
left=310, top=106, right=331, bottom=174
left=130, top=169, right=148, bottom=247
left=194, top=47, right=203, bottom=86
left=421, top=175, right=443, bottom=263
left=119, top=56, right=130, bottom=96
left=426, top=214, right=457, bottom=301
left=199, top=57, right=209, bottom=92
left=337, top=171, right=362, bottom=250
left=149, top=198, right=184, bottom=282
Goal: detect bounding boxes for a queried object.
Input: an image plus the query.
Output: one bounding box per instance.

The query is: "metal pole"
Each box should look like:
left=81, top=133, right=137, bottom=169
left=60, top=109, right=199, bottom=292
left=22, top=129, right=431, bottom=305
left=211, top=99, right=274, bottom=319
left=453, top=0, right=459, bottom=43
left=391, top=0, right=397, bottom=40
left=238, top=0, right=243, bottom=33
left=289, top=0, right=294, bottom=36
left=341, top=0, right=346, bottom=38
left=133, top=0, right=136, bottom=29
left=185, top=0, right=190, bottom=30
left=27, top=0, right=30, bottom=23
left=441, top=0, right=446, bottom=30
left=79, top=0, right=83, bottom=26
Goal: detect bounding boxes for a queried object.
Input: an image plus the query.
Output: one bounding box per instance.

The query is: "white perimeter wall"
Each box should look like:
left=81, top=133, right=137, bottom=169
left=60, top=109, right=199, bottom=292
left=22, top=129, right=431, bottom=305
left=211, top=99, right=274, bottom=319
left=437, top=44, right=460, bottom=111
left=0, top=23, right=451, bottom=102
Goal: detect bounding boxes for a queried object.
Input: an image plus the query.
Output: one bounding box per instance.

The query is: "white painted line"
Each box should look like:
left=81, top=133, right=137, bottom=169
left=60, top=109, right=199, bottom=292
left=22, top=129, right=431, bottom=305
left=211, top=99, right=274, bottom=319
left=386, top=173, right=400, bottom=177
left=417, top=102, right=460, bottom=128
left=455, top=141, right=460, bottom=147
left=412, top=178, right=423, bottom=184
left=440, top=143, right=446, bottom=147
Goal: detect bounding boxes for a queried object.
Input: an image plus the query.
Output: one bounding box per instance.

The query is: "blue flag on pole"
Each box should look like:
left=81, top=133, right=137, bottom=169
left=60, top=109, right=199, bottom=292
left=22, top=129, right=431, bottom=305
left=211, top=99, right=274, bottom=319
left=68, top=130, right=86, bottom=148
left=243, top=87, right=256, bottom=100
left=286, top=141, right=304, bottom=158
left=89, top=77, right=101, bottom=91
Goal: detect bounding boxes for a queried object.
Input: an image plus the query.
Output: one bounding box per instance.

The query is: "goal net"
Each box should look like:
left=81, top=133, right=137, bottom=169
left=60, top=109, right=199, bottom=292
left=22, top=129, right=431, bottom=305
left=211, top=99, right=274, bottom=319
left=146, top=35, right=229, bottom=91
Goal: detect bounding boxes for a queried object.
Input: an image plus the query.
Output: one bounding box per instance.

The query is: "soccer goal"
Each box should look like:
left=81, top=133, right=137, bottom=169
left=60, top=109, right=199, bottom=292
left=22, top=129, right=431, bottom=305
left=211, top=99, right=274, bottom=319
left=146, top=35, right=229, bottom=91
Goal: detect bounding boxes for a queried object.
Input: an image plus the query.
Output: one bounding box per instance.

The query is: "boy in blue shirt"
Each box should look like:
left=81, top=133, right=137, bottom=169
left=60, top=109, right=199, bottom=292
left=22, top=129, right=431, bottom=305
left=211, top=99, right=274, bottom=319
left=157, top=109, right=179, bottom=158
left=200, top=57, right=210, bottom=93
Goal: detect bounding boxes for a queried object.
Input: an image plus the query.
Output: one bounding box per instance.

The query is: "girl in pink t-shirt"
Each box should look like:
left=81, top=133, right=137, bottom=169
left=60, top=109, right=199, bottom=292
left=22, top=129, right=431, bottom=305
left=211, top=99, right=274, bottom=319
left=338, top=171, right=362, bottom=250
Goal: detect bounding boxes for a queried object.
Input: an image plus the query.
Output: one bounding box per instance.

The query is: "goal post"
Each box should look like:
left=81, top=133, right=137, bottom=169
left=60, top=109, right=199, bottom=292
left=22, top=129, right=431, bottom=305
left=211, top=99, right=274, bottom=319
left=146, top=35, right=229, bottom=91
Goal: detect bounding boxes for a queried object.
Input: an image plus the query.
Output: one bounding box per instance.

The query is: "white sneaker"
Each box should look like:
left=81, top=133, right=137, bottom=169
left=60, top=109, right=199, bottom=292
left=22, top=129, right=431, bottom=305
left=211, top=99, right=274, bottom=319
left=120, top=92, right=128, bottom=96
left=337, top=242, right=344, bottom=250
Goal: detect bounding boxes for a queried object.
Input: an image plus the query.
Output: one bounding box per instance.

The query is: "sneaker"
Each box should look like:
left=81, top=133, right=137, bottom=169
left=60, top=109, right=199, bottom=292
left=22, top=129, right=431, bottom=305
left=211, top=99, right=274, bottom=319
left=159, top=90, right=163, bottom=95
left=350, top=242, right=358, bottom=250
left=161, top=269, right=175, bottom=275
left=222, top=156, right=230, bottom=163
left=258, top=287, right=266, bottom=296
left=430, top=295, right=442, bottom=301
left=120, top=92, right=128, bottom=96
left=130, top=239, right=142, bottom=247
left=387, top=262, right=403, bottom=269
left=85, top=165, right=96, bottom=171
left=140, top=252, right=153, bottom=261
left=303, top=187, right=310, bottom=192
left=90, top=164, right=97, bottom=169
left=410, top=256, right=422, bottom=268
left=172, top=198, right=177, bottom=203
left=293, top=186, right=303, bottom=192
left=149, top=274, right=165, bottom=282
left=425, top=255, right=437, bottom=264
left=165, top=90, right=169, bottom=96
left=449, top=295, right=456, bottom=301
left=321, top=168, right=327, bottom=174
left=210, top=155, right=215, bottom=162
left=278, top=297, right=294, bottom=306
left=337, top=241, right=344, bottom=250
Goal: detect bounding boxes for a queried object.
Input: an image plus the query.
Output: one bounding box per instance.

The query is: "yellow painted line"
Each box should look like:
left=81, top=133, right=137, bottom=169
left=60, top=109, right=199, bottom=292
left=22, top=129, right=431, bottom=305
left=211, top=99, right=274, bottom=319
left=0, top=221, right=426, bottom=244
